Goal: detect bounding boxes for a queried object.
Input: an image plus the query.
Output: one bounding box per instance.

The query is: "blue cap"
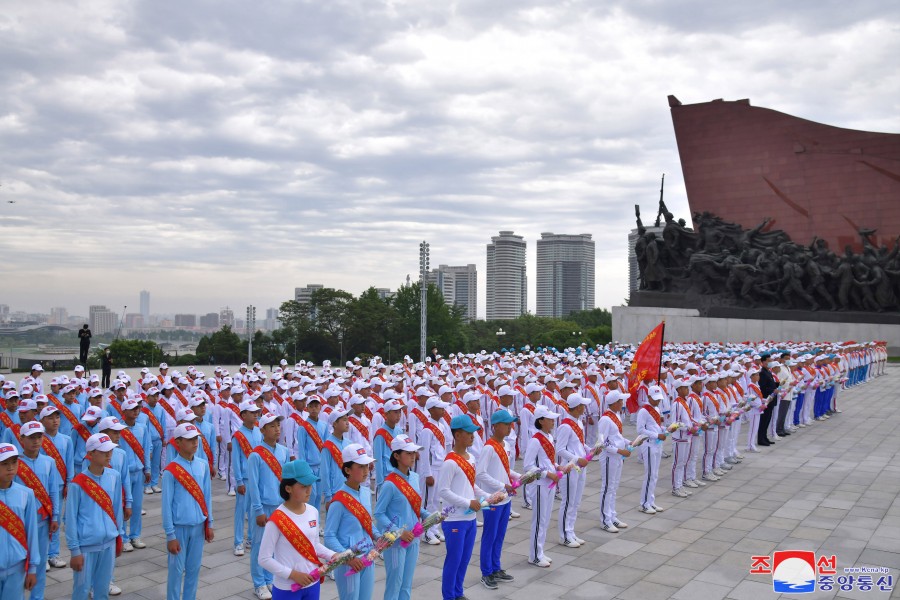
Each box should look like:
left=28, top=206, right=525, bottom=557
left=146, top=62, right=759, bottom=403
left=450, top=415, right=480, bottom=432
left=490, top=409, right=518, bottom=425
left=281, top=459, right=319, bottom=485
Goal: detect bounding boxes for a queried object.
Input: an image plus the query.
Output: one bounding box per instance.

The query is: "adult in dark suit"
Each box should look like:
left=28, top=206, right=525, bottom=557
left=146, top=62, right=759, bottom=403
left=757, top=354, right=778, bottom=446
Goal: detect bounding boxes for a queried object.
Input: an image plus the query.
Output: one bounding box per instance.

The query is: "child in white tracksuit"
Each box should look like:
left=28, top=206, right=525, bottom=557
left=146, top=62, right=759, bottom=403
left=597, top=391, right=632, bottom=532
left=523, top=406, right=565, bottom=567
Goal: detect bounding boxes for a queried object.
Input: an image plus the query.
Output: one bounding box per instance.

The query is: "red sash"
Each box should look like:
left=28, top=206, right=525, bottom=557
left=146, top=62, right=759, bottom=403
left=17, top=460, right=53, bottom=520
left=385, top=472, right=422, bottom=515
left=297, top=418, right=324, bottom=452
left=0, top=412, right=19, bottom=438
left=159, top=399, right=177, bottom=421
left=675, top=398, right=691, bottom=419
left=108, top=397, right=123, bottom=416
left=72, top=473, right=121, bottom=553
left=533, top=433, right=556, bottom=463
left=142, top=407, right=164, bottom=440
left=42, top=436, right=67, bottom=497
left=522, top=403, right=535, bottom=415
left=411, top=408, right=428, bottom=428
left=585, top=385, right=601, bottom=407
left=561, top=418, right=585, bottom=444
left=486, top=438, right=510, bottom=478
left=323, top=440, right=342, bottom=467
left=446, top=452, right=475, bottom=489
left=362, top=405, right=374, bottom=421
left=252, top=445, right=282, bottom=480
left=348, top=416, right=370, bottom=441
left=704, top=392, right=721, bottom=412
left=422, top=421, right=445, bottom=448
left=603, top=410, right=623, bottom=434
left=542, top=390, right=559, bottom=406
left=51, top=397, right=81, bottom=431
left=120, top=428, right=145, bottom=468
left=199, top=432, right=215, bottom=475
left=0, top=500, right=29, bottom=571
left=374, top=428, right=393, bottom=448
left=331, top=490, right=374, bottom=540
left=454, top=401, right=468, bottom=414
left=642, top=404, right=662, bottom=426
left=157, top=375, right=166, bottom=385
left=749, top=383, right=762, bottom=397
left=163, top=462, right=211, bottom=539
left=268, top=509, right=321, bottom=567
left=233, top=431, right=253, bottom=458
left=173, top=388, right=189, bottom=407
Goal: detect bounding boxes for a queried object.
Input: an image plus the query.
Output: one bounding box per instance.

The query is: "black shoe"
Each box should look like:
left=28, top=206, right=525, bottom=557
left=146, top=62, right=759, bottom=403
left=493, top=570, right=514, bottom=582
left=481, top=575, right=498, bottom=590
left=759, top=441, right=772, bottom=446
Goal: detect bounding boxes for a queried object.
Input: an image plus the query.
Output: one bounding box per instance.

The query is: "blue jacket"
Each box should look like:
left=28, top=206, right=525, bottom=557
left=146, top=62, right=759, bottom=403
left=65, top=467, right=123, bottom=556
left=374, top=467, right=429, bottom=533
left=16, top=453, right=61, bottom=524
left=0, top=482, right=41, bottom=573
left=320, top=435, right=347, bottom=503
left=43, top=431, right=74, bottom=488
left=121, top=422, right=152, bottom=475
left=161, top=453, right=213, bottom=542
left=324, top=483, right=377, bottom=553
left=231, top=425, right=261, bottom=487
left=248, top=441, right=290, bottom=517
left=373, top=424, right=403, bottom=490
left=296, top=417, right=327, bottom=467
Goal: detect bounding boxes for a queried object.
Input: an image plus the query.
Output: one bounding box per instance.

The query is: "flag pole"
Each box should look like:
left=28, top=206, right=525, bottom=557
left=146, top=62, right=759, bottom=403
left=657, top=320, right=665, bottom=381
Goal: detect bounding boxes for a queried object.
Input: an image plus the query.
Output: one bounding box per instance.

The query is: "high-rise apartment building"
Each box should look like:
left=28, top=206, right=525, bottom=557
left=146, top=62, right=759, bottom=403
left=536, top=232, right=595, bottom=318
left=428, top=264, right=478, bottom=322
left=174, top=314, right=197, bottom=327
left=220, top=307, right=235, bottom=328
left=199, top=313, right=219, bottom=329
left=486, top=231, right=527, bottom=320
left=140, top=290, right=150, bottom=318
left=49, top=307, right=68, bottom=325
left=89, top=305, right=118, bottom=335
left=295, top=284, right=324, bottom=305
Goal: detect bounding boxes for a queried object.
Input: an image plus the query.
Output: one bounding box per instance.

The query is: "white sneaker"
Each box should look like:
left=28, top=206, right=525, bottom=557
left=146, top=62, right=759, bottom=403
left=574, top=536, right=586, bottom=544
left=46, top=562, right=50, bottom=572
left=702, top=474, right=719, bottom=482
left=143, top=487, right=153, bottom=495
left=560, top=538, right=581, bottom=548
left=109, top=583, right=122, bottom=596
left=639, top=506, right=656, bottom=514
left=436, top=531, right=445, bottom=542
left=48, top=557, right=66, bottom=568
left=672, top=488, right=689, bottom=498
left=151, top=485, right=162, bottom=493
left=544, top=555, right=553, bottom=563
left=509, top=510, right=521, bottom=519
left=244, top=539, right=252, bottom=549
left=613, top=521, right=628, bottom=529
left=601, top=523, right=620, bottom=533
left=122, top=541, right=134, bottom=552
left=424, top=533, right=441, bottom=546
left=683, top=480, right=699, bottom=489
left=234, top=544, right=245, bottom=556
left=692, top=479, right=707, bottom=487
left=651, top=504, right=665, bottom=512
left=735, top=453, right=745, bottom=460
left=714, top=468, right=728, bottom=476
left=521, top=503, right=533, bottom=510
left=530, top=558, right=551, bottom=568
left=132, top=538, right=146, bottom=549
left=227, top=489, right=236, bottom=496
left=476, top=520, right=483, bottom=527
left=255, top=586, right=272, bottom=600
left=141, top=509, right=146, bottom=515
left=746, top=447, right=760, bottom=453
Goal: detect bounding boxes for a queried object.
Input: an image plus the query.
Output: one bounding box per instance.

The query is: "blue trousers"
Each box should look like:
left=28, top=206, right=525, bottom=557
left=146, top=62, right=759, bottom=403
left=0, top=561, right=26, bottom=600
left=250, top=504, right=277, bottom=587
left=441, top=519, right=475, bottom=600
left=334, top=563, right=374, bottom=600
left=308, top=465, right=320, bottom=512
left=167, top=523, right=204, bottom=600
left=233, top=489, right=250, bottom=547
left=272, top=582, right=320, bottom=600
left=383, top=539, right=419, bottom=600
left=793, top=394, right=803, bottom=426
left=127, top=469, right=145, bottom=540
left=30, top=519, right=50, bottom=600
left=480, top=502, right=510, bottom=577
left=149, top=439, right=163, bottom=487
left=49, top=485, right=65, bottom=558
left=72, top=543, right=115, bottom=600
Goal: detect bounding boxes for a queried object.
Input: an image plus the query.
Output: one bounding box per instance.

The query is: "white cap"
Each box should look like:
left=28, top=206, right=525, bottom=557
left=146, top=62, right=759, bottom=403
left=89, top=388, right=103, bottom=398
left=98, top=416, right=126, bottom=431
left=390, top=434, right=422, bottom=452
left=31, top=364, right=44, bottom=372
left=341, top=443, right=375, bottom=465
left=82, top=406, right=104, bottom=422
left=558, top=380, right=576, bottom=389
left=648, top=385, right=667, bottom=402
left=533, top=405, right=559, bottom=421
left=383, top=399, right=404, bottom=412
left=0, top=443, right=18, bottom=461
left=39, top=405, right=59, bottom=420
left=424, top=397, right=449, bottom=410
left=291, top=392, right=307, bottom=403
left=17, top=399, right=38, bottom=412
left=438, top=385, right=454, bottom=397
left=348, top=394, right=367, bottom=406
left=328, top=407, right=351, bottom=424
left=159, top=363, right=169, bottom=369
left=173, top=423, right=201, bottom=439
left=33, top=394, right=48, bottom=405
left=259, top=413, right=282, bottom=428
left=238, top=400, right=260, bottom=413
left=524, top=382, right=544, bottom=394
left=176, top=408, right=197, bottom=422
left=147, top=387, right=160, bottom=396
left=497, top=385, right=514, bottom=397
left=605, top=390, right=629, bottom=405
left=121, top=398, right=141, bottom=411
left=565, top=394, right=590, bottom=409
left=188, top=396, right=206, bottom=408
left=20, top=421, right=46, bottom=437
left=86, top=433, right=117, bottom=453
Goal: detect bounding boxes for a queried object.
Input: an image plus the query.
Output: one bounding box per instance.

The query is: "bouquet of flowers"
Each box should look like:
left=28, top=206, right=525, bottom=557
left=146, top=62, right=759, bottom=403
left=293, top=541, right=369, bottom=590
left=465, top=491, right=509, bottom=513
left=400, top=506, right=455, bottom=548
left=667, top=422, right=683, bottom=433
left=509, top=468, right=545, bottom=492
left=346, top=524, right=405, bottom=576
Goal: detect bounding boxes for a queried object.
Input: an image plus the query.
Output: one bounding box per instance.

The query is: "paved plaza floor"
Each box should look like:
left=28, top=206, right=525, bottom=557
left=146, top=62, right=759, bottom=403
left=42, top=368, right=900, bottom=599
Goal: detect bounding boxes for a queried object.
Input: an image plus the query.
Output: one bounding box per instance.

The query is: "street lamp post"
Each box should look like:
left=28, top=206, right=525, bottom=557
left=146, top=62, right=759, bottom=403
left=419, top=241, right=430, bottom=362
left=338, top=331, right=344, bottom=365
left=246, top=305, right=256, bottom=363
left=387, top=340, right=391, bottom=364
left=496, top=328, right=506, bottom=351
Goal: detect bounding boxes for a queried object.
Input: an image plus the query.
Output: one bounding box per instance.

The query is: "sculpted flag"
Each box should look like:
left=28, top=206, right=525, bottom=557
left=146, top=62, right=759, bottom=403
left=626, top=321, right=665, bottom=414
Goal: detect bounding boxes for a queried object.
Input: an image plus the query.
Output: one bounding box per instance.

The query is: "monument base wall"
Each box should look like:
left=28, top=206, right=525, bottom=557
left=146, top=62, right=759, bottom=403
left=612, top=306, right=900, bottom=354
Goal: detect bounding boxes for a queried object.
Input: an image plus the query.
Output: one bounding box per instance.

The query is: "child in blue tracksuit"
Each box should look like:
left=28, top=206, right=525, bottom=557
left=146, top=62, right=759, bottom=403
left=142, top=390, right=167, bottom=491
left=296, top=398, right=328, bottom=511
left=162, top=423, right=214, bottom=600
left=66, top=433, right=124, bottom=600
left=119, top=399, right=152, bottom=548
left=40, top=405, right=74, bottom=569
left=248, top=414, right=290, bottom=597
left=321, top=409, right=351, bottom=507
left=324, top=443, right=377, bottom=600
left=232, top=401, right=262, bottom=555
left=192, top=398, right=218, bottom=477
left=16, top=421, right=61, bottom=600
left=372, top=401, right=405, bottom=494
left=373, top=434, right=429, bottom=600
left=0, top=443, right=40, bottom=600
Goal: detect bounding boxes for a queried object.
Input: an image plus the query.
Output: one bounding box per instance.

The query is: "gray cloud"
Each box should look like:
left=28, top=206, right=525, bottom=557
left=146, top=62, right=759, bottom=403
left=1, top=1, right=898, bottom=318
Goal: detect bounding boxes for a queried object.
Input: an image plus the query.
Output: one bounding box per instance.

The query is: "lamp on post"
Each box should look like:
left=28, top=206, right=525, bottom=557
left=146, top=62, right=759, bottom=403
left=419, top=240, right=430, bottom=362
left=496, top=328, right=506, bottom=351
left=246, top=305, right=256, bottom=363
left=387, top=340, right=391, bottom=364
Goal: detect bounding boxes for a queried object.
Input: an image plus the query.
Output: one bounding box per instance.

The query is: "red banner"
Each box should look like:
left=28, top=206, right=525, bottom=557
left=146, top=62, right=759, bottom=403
left=626, top=321, right=665, bottom=414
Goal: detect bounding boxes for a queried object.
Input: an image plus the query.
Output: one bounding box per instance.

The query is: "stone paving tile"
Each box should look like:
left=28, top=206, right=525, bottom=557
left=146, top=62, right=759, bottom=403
left=35, top=370, right=900, bottom=599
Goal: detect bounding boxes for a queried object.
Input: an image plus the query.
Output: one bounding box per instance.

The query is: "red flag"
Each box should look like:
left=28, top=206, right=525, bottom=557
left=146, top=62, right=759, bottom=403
left=626, top=321, right=665, bottom=414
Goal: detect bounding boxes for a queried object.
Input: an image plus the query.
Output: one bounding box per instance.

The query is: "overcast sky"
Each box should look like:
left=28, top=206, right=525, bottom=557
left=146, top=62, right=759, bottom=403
left=2, top=1, right=899, bottom=319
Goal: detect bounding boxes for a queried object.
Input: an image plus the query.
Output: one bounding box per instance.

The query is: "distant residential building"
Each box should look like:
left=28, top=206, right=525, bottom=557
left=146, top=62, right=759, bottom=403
left=375, top=288, right=395, bottom=300
left=139, top=290, right=150, bottom=318
left=124, top=313, right=144, bottom=329
left=486, top=231, right=527, bottom=320
left=174, top=314, right=197, bottom=328
left=159, top=318, right=174, bottom=328
left=428, top=264, right=478, bottom=321
left=295, top=284, right=324, bottom=305
left=0, top=304, right=8, bottom=323
left=199, top=312, right=219, bottom=328
left=264, top=308, right=281, bottom=331
left=89, top=305, right=118, bottom=335
left=49, top=307, right=68, bottom=325
left=220, top=307, right=235, bottom=328
left=536, top=232, right=595, bottom=318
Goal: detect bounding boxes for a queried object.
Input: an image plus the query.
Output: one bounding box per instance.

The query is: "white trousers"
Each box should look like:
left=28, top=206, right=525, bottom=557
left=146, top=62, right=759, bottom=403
left=672, top=439, right=689, bottom=490
left=599, top=452, right=622, bottom=527
left=745, top=412, right=760, bottom=451
left=703, top=428, right=718, bottom=475
left=529, top=482, right=554, bottom=562
left=640, top=443, right=662, bottom=509
left=686, top=434, right=700, bottom=481
left=558, top=469, right=586, bottom=543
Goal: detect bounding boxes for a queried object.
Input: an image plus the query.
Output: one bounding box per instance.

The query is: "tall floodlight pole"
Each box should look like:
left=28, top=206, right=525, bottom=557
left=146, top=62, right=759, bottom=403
left=246, top=305, right=256, bottom=363
left=419, top=241, right=430, bottom=362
